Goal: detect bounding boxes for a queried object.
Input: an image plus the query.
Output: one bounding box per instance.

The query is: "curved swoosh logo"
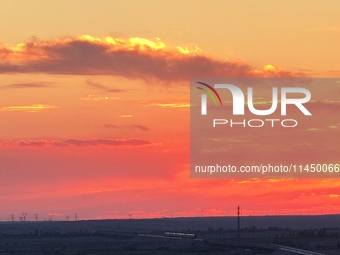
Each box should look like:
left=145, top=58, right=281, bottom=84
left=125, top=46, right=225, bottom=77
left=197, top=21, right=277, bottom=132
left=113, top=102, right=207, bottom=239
left=196, top=82, right=222, bottom=106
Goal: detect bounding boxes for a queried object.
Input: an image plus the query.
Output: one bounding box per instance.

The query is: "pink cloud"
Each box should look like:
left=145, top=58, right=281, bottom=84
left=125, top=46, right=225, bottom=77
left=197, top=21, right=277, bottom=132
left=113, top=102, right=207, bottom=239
left=104, top=124, right=150, bottom=131
left=2, top=138, right=152, bottom=147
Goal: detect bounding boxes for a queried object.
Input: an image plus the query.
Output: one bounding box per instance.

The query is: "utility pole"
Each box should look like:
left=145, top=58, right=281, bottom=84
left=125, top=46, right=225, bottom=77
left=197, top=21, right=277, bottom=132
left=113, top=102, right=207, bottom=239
left=237, top=206, right=240, bottom=238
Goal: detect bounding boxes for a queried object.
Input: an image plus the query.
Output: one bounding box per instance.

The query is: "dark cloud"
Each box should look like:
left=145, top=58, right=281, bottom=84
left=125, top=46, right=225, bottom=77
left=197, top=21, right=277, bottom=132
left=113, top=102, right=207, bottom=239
left=105, top=124, right=150, bottom=131
left=86, top=79, right=108, bottom=90
left=0, top=63, right=23, bottom=73
left=86, top=79, right=126, bottom=92
left=107, top=89, right=126, bottom=93
left=0, top=36, right=301, bottom=81
left=2, top=82, right=51, bottom=89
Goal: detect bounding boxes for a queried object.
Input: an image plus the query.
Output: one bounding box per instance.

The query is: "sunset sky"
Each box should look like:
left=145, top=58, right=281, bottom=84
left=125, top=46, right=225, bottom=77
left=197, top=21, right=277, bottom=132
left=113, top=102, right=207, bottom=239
left=0, top=0, right=339, bottom=221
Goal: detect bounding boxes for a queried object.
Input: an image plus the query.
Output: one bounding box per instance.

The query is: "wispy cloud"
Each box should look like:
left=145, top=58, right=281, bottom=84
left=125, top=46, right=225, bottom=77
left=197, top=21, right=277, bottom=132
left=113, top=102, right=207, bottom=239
left=86, top=79, right=126, bottom=93
left=2, top=138, right=152, bottom=147
left=137, top=100, right=190, bottom=108
left=105, top=124, right=150, bottom=131
left=152, top=103, right=190, bottom=108
left=80, top=95, right=119, bottom=101
left=119, top=114, right=133, bottom=118
left=108, top=89, right=126, bottom=93
left=86, top=79, right=108, bottom=90
left=2, top=82, right=52, bottom=89
left=328, top=194, right=340, bottom=198
left=0, top=35, right=301, bottom=81
left=0, top=104, right=58, bottom=112
left=64, top=138, right=151, bottom=147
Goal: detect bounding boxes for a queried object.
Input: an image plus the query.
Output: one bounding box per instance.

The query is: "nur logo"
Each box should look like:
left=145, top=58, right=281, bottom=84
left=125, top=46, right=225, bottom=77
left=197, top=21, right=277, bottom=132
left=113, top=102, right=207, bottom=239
left=196, top=82, right=312, bottom=116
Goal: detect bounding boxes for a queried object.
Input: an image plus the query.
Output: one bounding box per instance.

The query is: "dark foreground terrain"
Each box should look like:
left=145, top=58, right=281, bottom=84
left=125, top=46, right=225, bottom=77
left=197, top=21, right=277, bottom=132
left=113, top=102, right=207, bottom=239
left=0, top=215, right=339, bottom=254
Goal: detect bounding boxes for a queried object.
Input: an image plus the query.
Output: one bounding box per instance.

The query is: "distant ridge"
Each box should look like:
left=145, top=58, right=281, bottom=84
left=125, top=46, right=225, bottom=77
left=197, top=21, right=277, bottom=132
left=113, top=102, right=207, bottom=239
left=0, top=214, right=339, bottom=233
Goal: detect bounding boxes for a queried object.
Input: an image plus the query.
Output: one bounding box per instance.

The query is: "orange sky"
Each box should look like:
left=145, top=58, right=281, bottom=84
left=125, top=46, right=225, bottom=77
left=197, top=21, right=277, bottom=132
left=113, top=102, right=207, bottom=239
left=0, top=1, right=339, bottom=220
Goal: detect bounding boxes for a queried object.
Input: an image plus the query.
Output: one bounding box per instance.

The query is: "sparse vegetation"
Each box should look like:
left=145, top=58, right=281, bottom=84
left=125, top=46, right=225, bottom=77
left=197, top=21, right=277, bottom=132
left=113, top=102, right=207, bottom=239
left=0, top=217, right=339, bottom=254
